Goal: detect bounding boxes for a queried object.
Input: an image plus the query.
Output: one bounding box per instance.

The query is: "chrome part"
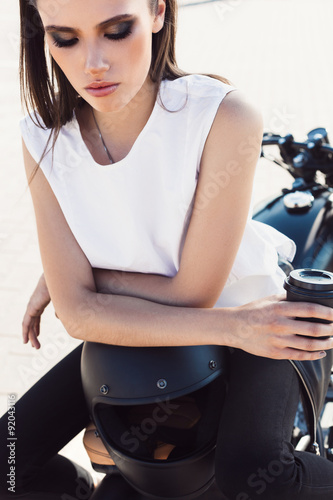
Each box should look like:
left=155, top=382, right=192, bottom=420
left=312, top=442, right=320, bottom=456
left=157, top=378, right=167, bottom=389
left=283, top=191, right=314, bottom=210
left=100, top=385, right=109, bottom=395
left=295, top=434, right=311, bottom=451
left=289, top=360, right=318, bottom=451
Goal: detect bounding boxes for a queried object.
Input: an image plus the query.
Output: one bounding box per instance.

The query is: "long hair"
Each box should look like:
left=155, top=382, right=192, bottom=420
left=19, top=0, right=229, bottom=154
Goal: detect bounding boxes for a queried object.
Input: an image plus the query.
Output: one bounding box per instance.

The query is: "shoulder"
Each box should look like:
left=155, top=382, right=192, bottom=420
left=20, top=109, right=78, bottom=138
left=20, top=111, right=53, bottom=149
left=159, top=74, right=234, bottom=110
left=20, top=110, right=79, bottom=166
left=20, top=110, right=49, bottom=134
left=19, top=112, right=51, bottom=166
left=162, top=74, right=234, bottom=96
left=200, top=91, right=263, bottom=181
left=209, top=91, right=263, bottom=150
left=216, top=91, right=263, bottom=136
left=161, top=75, right=262, bottom=134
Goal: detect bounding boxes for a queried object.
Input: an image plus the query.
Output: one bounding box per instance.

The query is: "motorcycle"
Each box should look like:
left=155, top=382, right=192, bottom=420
left=83, top=128, right=333, bottom=500
left=254, top=128, right=333, bottom=461
left=255, top=128, right=333, bottom=272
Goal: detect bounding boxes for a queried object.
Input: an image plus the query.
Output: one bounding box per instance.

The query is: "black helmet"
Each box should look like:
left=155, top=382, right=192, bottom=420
left=81, top=342, right=229, bottom=500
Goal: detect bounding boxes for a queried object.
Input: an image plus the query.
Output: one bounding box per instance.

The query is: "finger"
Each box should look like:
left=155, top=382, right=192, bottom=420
left=32, top=336, right=41, bottom=349
left=283, top=301, right=333, bottom=323
left=29, top=328, right=41, bottom=349
left=22, top=307, right=39, bottom=343
left=282, top=334, right=333, bottom=353
left=22, top=326, right=29, bottom=344
left=282, top=318, right=333, bottom=338
left=29, top=334, right=39, bottom=349
left=32, top=319, right=41, bottom=349
left=22, top=313, right=31, bottom=344
left=24, top=317, right=39, bottom=349
left=278, top=347, right=328, bottom=361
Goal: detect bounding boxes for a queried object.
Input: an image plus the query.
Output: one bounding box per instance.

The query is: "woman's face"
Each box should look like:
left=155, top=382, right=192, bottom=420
left=36, top=0, right=165, bottom=112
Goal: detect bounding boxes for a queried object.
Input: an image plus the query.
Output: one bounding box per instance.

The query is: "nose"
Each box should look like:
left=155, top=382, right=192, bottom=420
left=84, top=42, right=110, bottom=76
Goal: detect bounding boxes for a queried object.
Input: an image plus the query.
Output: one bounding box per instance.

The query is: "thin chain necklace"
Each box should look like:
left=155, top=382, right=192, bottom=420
left=91, top=108, right=113, bottom=164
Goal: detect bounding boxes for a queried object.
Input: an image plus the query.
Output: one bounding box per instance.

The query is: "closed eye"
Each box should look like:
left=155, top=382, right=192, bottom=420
left=50, top=20, right=134, bottom=49
left=104, top=21, right=133, bottom=41
left=52, top=35, right=78, bottom=48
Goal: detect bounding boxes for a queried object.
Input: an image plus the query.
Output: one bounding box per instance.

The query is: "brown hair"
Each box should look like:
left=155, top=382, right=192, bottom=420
left=19, top=0, right=229, bottom=166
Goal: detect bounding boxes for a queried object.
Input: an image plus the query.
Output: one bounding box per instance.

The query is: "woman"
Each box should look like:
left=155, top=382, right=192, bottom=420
left=1, top=0, right=333, bottom=498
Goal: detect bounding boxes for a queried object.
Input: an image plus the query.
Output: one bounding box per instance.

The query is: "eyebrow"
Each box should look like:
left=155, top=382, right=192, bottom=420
left=44, top=14, right=135, bottom=33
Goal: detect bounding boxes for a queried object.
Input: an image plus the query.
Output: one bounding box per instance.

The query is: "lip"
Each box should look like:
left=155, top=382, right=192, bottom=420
left=85, top=82, right=119, bottom=97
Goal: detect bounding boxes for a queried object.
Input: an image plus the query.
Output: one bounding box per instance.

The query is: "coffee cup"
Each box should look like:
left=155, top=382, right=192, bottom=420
left=284, top=269, right=333, bottom=337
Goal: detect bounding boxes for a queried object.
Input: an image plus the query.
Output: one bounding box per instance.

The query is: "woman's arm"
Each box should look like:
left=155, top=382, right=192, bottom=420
left=23, top=91, right=257, bottom=349
left=21, top=267, right=333, bottom=359
left=22, top=274, right=51, bottom=349
left=22, top=143, right=223, bottom=348
left=22, top=93, right=333, bottom=359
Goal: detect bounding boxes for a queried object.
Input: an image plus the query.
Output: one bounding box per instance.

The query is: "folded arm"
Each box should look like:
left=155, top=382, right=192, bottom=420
left=23, top=91, right=260, bottom=344
left=23, top=92, right=333, bottom=359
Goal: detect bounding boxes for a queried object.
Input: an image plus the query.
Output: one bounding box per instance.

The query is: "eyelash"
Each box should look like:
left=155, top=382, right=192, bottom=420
left=105, top=27, right=132, bottom=41
left=52, top=25, right=133, bottom=48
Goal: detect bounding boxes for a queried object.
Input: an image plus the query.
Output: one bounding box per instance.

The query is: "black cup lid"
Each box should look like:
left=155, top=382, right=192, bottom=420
left=287, top=269, right=333, bottom=291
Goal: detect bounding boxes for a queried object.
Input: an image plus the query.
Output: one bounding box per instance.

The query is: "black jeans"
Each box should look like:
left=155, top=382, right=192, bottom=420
left=1, top=344, right=333, bottom=500
left=0, top=344, right=94, bottom=500
left=215, top=349, right=333, bottom=499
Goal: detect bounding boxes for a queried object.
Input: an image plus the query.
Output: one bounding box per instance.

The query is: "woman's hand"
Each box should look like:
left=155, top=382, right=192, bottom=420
left=229, top=294, right=333, bottom=360
left=22, top=274, right=51, bottom=349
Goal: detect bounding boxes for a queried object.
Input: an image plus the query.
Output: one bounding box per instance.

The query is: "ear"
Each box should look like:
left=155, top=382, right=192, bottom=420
left=152, top=0, right=166, bottom=34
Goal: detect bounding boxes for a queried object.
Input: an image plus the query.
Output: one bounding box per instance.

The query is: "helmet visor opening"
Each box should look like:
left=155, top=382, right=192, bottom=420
left=94, top=375, right=226, bottom=463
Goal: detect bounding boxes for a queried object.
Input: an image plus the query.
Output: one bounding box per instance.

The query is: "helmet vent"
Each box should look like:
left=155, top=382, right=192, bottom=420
left=209, top=360, right=217, bottom=370
left=100, top=385, right=109, bottom=395
left=157, top=379, right=167, bottom=390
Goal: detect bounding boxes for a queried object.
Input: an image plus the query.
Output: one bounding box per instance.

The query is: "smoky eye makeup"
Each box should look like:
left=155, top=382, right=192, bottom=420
left=49, top=18, right=135, bottom=48
left=104, top=20, right=135, bottom=41
left=51, top=34, right=78, bottom=48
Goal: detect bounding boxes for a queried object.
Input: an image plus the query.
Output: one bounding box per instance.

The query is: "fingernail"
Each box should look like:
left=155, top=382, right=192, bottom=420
left=319, top=351, right=327, bottom=358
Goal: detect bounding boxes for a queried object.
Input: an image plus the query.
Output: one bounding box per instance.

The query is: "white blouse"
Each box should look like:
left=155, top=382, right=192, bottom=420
left=20, top=74, right=295, bottom=307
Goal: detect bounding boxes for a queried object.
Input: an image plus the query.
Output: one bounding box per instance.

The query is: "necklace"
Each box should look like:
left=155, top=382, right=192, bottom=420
left=91, top=108, right=113, bottom=164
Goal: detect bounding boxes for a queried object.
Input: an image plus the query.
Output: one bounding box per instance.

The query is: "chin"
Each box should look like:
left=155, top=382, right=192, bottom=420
left=89, top=93, right=138, bottom=115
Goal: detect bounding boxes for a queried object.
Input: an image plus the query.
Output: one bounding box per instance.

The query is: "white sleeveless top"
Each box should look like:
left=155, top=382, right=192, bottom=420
left=20, top=74, right=295, bottom=307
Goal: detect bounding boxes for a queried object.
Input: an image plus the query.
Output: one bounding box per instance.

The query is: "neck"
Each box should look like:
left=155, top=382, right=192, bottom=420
left=91, top=78, right=158, bottom=144
left=76, top=77, right=159, bottom=165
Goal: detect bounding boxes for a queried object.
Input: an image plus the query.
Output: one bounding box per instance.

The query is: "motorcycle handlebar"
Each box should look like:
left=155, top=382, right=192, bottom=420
left=261, top=131, right=333, bottom=183
left=319, top=144, right=333, bottom=155
left=262, top=133, right=333, bottom=155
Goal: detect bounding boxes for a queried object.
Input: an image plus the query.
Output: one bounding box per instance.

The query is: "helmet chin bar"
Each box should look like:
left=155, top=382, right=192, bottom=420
left=81, top=342, right=229, bottom=499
